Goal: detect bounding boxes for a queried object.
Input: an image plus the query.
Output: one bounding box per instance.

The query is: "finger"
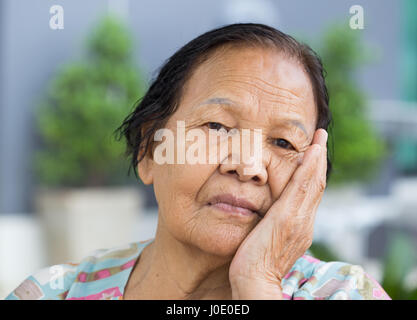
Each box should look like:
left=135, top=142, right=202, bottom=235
left=305, top=149, right=327, bottom=221
left=304, top=129, right=328, bottom=203
left=267, top=129, right=328, bottom=219
left=299, top=130, right=328, bottom=220
left=284, top=129, right=327, bottom=198
left=313, top=128, right=328, bottom=149
left=297, top=128, right=327, bottom=166
left=266, top=144, right=321, bottom=220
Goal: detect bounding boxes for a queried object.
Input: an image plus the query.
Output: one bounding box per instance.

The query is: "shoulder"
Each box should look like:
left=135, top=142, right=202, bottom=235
left=281, top=254, right=391, bottom=300
left=4, top=262, right=79, bottom=300
left=4, top=240, right=150, bottom=300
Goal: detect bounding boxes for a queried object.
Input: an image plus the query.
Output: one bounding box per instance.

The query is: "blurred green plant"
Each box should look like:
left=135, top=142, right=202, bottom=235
left=380, top=232, right=417, bottom=299
left=309, top=241, right=341, bottom=262
left=35, top=15, right=145, bottom=187
left=316, top=24, right=386, bottom=185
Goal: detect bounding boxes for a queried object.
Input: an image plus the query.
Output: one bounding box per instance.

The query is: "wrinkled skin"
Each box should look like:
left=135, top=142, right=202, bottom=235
left=229, top=129, right=327, bottom=299
left=123, top=44, right=328, bottom=300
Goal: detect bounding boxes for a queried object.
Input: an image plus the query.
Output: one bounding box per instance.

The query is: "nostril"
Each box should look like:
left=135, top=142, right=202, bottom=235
left=227, top=170, right=237, bottom=175
left=252, top=176, right=260, bottom=182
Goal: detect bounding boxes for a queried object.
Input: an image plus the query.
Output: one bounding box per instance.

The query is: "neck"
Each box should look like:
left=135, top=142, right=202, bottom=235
left=124, top=221, right=233, bottom=300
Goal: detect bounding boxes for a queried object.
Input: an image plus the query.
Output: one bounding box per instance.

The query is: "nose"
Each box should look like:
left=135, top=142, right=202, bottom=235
left=219, top=151, right=268, bottom=185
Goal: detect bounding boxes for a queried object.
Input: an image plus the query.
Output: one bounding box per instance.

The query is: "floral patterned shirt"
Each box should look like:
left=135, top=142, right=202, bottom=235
left=5, top=238, right=391, bottom=300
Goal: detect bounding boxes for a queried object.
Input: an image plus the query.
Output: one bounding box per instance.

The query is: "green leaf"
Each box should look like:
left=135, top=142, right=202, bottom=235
left=35, top=15, right=146, bottom=187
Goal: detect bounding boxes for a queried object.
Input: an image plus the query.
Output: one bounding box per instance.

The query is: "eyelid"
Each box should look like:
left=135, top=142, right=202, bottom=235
left=206, top=125, right=297, bottom=150
left=281, top=138, right=295, bottom=150
left=206, top=121, right=230, bottom=131
left=271, top=137, right=296, bottom=151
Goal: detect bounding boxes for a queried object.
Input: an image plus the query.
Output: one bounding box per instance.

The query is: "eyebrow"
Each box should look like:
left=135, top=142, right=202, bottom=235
left=198, top=97, right=236, bottom=107
left=197, top=97, right=308, bottom=137
left=285, top=119, right=308, bottom=137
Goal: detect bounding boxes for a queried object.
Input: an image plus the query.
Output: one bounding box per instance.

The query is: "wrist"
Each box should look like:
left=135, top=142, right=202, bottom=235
left=230, top=274, right=283, bottom=300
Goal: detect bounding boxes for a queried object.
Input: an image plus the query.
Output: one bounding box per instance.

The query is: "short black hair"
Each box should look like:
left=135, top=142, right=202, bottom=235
left=115, top=23, right=333, bottom=181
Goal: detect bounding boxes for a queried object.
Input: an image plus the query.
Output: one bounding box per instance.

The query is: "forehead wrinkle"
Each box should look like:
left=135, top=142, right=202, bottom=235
left=194, top=93, right=265, bottom=118
left=209, top=78, right=302, bottom=110
left=214, top=73, right=306, bottom=101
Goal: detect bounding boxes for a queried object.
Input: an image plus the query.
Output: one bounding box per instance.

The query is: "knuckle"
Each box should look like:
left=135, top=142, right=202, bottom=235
left=306, top=237, right=313, bottom=248
left=297, top=178, right=310, bottom=194
left=317, top=178, right=326, bottom=193
left=302, top=236, right=313, bottom=251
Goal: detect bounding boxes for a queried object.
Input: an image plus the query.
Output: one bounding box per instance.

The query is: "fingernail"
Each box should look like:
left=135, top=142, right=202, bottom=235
left=319, top=129, right=328, bottom=146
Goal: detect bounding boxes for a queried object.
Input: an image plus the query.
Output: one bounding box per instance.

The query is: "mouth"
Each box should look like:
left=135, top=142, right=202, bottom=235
left=207, top=193, right=261, bottom=217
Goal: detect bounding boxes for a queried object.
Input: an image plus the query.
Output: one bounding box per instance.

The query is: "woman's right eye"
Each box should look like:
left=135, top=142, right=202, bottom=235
left=207, top=122, right=227, bottom=131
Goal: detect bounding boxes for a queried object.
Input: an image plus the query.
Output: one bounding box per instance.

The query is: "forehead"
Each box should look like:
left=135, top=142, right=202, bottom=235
left=178, top=45, right=317, bottom=131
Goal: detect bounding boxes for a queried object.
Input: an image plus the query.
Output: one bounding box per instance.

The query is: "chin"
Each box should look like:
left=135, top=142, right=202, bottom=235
left=191, top=225, right=250, bottom=258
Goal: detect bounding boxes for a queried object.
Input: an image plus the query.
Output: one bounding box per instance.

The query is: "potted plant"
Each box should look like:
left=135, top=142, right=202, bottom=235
left=316, top=24, right=386, bottom=186
left=34, top=15, right=146, bottom=264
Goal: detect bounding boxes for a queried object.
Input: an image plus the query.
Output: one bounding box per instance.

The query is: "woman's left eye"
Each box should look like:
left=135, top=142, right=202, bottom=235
left=273, top=138, right=294, bottom=150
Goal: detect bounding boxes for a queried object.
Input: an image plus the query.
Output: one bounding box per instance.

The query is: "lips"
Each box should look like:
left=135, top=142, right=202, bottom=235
left=207, top=193, right=261, bottom=217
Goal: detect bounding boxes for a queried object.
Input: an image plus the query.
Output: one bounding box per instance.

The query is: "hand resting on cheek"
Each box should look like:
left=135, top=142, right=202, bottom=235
left=229, top=128, right=328, bottom=300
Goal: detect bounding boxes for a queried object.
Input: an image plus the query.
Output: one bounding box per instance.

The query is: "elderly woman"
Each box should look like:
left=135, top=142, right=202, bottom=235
left=6, top=23, right=390, bottom=300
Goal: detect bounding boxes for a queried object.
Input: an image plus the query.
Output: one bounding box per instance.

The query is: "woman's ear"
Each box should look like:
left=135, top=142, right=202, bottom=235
left=137, top=148, right=154, bottom=185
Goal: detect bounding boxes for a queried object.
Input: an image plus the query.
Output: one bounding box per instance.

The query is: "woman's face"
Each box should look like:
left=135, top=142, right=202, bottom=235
left=139, top=45, right=317, bottom=257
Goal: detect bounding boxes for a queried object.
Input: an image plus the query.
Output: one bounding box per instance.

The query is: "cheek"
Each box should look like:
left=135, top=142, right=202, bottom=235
left=267, top=152, right=299, bottom=200
left=152, top=162, right=216, bottom=220
left=151, top=122, right=216, bottom=215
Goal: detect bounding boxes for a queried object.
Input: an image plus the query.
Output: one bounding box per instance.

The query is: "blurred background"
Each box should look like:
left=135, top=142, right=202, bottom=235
left=0, top=0, right=416, bottom=299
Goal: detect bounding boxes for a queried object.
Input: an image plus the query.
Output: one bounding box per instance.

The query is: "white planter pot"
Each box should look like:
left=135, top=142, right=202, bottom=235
left=0, top=214, right=46, bottom=299
left=35, top=187, right=144, bottom=265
